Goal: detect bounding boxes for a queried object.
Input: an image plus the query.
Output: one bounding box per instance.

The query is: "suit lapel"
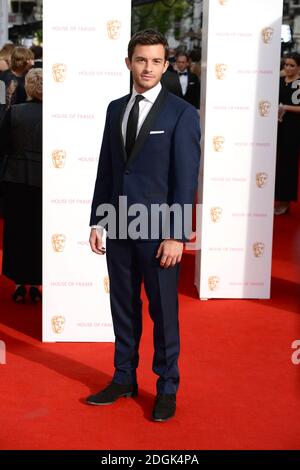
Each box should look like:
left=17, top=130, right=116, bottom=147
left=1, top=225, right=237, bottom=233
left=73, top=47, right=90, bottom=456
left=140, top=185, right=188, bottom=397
left=126, top=87, right=169, bottom=168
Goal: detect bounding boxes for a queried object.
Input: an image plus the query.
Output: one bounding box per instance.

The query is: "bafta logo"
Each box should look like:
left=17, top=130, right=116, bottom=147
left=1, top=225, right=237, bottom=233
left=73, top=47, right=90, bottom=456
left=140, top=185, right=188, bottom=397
left=51, top=315, right=65, bottom=334
left=52, top=150, right=66, bottom=169
left=213, top=136, right=225, bottom=152
left=107, top=20, right=121, bottom=40
left=52, top=63, right=67, bottom=83
left=51, top=234, right=66, bottom=253
left=218, top=0, right=229, bottom=4
left=103, top=275, right=110, bottom=294
left=262, top=27, right=274, bottom=44
left=210, top=207, right=223, bottom=223
left=259, top=100, right=271, bottom=117
left=256, top=172, right=268, bottom=188
left=215, top=63, right=228, bottom=80
left=253, top=242, right=265, bottom=258
left=208, top=276, right=220, bottom=291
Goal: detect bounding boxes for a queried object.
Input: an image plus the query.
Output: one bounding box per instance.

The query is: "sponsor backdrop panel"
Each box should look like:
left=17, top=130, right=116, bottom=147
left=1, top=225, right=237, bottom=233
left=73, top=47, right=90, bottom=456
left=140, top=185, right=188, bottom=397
left=43, top=0, right=131, bottom=341
left=196, top=0, right=283, bottom=299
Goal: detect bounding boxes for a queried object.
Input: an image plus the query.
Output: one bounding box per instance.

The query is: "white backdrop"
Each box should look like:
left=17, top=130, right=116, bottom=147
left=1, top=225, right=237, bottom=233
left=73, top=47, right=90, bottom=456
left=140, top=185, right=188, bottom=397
left=43, top=0, right=131, bottom=341
left=195, top=0, right=283, bottom=299
left=0, top=0, right=8, bottom=47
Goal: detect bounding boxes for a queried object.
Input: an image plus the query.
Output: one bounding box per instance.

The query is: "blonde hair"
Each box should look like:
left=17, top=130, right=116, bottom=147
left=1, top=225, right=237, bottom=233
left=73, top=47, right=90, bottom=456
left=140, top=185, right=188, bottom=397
left=11, top=46, right=34, bottom=73
left=25, top=68, right=43, bottom=101
left=0, top=43, right=16, bottom=65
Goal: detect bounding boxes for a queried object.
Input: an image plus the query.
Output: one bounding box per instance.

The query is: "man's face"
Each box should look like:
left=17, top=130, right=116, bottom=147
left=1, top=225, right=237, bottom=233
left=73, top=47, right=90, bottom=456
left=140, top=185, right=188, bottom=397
left=125, top=44, right=168, bottom=93
left=176, top=55, right=188, bottom=72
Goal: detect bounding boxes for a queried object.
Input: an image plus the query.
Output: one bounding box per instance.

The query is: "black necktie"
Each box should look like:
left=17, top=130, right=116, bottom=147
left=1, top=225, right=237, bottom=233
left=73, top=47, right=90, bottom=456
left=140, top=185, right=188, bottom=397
left=179, top=72, right=187, bottom=76
left=125, top=94, right=144, bottom=157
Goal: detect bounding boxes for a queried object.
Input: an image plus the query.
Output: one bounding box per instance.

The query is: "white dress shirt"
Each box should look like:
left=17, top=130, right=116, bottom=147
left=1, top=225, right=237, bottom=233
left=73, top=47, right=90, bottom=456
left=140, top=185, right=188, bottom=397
left=122, top=82, right=162, bottom=143
left=178, top=69, right=188, bottom=96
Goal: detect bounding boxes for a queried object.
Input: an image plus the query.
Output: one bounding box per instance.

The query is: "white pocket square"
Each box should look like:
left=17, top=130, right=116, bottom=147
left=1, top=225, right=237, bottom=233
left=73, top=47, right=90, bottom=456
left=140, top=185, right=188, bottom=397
left=150, top=130, right=165, bottom=134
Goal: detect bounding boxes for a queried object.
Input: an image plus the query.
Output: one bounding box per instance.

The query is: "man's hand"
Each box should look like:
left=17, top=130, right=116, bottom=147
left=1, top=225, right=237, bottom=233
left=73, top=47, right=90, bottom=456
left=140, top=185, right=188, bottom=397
left=89, top=228, right=106, bottom=255
left=156, top=240, right=184, bottom=268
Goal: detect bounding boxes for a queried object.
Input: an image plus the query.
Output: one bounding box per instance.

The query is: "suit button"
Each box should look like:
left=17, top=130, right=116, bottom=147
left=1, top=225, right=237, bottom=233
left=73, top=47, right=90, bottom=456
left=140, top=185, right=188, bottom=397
left=125, top=170, right=130, bottom=175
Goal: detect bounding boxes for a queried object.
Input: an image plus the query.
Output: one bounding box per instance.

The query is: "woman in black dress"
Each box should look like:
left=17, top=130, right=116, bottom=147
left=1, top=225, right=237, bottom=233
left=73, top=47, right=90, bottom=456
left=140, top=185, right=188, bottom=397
left=275, top=53, right=300, bottom=215
left=1, top=68, right=42, bottom=302
left=0, top=46, right=34, bottom=108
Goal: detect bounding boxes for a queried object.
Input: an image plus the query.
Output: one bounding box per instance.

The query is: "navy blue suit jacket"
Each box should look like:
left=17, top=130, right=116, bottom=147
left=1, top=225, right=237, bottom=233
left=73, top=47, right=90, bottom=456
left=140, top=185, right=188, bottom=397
left=90, top=87, right=200, bottom=241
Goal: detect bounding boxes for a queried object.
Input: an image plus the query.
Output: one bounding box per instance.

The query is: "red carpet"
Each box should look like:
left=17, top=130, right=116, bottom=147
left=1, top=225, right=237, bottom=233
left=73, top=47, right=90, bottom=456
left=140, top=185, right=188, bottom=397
left=0, top=202, right=300, bottom=450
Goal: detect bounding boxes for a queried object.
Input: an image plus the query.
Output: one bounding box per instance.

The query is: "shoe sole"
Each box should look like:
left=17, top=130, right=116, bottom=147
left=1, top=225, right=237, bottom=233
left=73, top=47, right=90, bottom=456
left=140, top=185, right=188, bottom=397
left=152, top=415, right=175, bottom=422
left=86, top=391, right=138, bottom=406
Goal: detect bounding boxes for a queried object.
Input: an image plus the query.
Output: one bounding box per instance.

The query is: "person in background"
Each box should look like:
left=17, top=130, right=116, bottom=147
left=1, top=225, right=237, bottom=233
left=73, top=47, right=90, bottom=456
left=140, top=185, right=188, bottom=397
left=1, top=68, right=42, bottom=303
left=0, top=43, right=16, bottom=72
left=275, top=52, right=300, bottom=215
left=175, top=52, right=200, bottom=110
left=0, top=46, right=34, bottom=108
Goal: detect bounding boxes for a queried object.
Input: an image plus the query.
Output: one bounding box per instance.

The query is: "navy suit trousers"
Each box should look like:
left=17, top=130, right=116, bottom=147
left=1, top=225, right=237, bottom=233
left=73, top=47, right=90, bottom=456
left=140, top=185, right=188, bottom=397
left=106, top=238, right=180, bottom=395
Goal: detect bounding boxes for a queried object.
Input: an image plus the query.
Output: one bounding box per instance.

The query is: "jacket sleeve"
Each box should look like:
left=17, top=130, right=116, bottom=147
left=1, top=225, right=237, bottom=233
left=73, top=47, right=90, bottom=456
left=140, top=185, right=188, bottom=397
left=169, top=105, right=201, bottom=241
left=89, top=104, right=113, bottom=226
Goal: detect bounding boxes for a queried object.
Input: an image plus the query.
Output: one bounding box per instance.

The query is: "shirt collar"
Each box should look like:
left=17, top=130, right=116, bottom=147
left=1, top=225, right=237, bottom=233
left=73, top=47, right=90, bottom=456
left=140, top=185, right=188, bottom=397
left=131, top=82, right=162, bottom=104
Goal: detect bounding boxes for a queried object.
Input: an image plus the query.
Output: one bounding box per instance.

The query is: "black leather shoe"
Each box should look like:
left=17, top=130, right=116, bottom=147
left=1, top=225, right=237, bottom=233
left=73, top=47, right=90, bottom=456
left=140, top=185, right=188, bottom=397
left=29, top=286, right=42, bottom=303
left=86, top=382, right=138, bottom=405
left=152, top=393, right=176, bottom=422
left=12, top=285, right=26, bottom=303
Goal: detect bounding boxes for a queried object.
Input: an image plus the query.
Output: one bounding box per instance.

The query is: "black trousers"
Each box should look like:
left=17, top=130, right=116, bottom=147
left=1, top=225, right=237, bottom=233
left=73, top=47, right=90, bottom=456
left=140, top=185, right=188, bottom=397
left=106, top=238, right=180, bottom=395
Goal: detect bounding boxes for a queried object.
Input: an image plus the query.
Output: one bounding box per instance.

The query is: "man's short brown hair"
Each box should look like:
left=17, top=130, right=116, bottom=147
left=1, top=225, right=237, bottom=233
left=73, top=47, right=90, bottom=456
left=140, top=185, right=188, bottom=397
left=128, top=29, right=169, bottom=62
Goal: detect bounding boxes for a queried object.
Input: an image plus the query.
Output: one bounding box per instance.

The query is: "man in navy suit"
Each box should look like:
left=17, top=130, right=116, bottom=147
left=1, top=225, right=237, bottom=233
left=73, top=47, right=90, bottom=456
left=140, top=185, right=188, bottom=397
left=87, top=29, right=200, bottom=422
